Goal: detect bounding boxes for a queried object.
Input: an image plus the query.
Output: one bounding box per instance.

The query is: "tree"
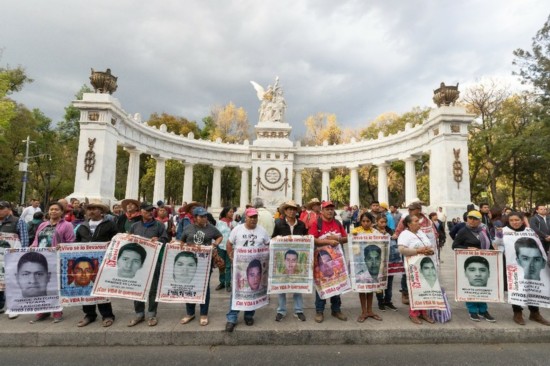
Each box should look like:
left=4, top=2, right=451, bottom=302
left=302, top=113, right=343, bottom=145
left=0, top=64, right=33, bottom=135
left=210, top=102, right=250, bottom=143
left=147, top=113, right=200, bottom=137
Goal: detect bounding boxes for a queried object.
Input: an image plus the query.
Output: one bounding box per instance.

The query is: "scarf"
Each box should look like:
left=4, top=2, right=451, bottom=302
left=467, top=224, right=491, bottom=249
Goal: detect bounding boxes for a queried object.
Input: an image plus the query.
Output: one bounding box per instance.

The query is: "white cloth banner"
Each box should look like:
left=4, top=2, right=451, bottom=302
left=405, top=254, right=445, bottom=310
left=313, top=245, right=351, bottom=299
left=348, top=234, right=389, bottom=292
left=231, top=245, right=270, bottom=311
left=454, top=249, right=504, bottom=303
left=267, top=236, right=314, bottom=294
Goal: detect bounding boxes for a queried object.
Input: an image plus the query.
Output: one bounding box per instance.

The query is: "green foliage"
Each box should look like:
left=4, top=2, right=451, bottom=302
left=147, top=113, right=200, bottom=137
left=329, top=172, right=350, bottom=206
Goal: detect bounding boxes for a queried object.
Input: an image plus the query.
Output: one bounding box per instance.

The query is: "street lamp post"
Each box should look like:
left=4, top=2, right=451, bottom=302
left=20, top=136, right=35, bottom=206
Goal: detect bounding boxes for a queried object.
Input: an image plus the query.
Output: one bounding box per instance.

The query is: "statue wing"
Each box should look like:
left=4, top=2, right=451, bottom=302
left=250, top=81, right=265, bottom=101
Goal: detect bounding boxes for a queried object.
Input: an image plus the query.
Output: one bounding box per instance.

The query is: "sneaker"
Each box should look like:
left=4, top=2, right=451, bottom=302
left=479, top=312, right=496, bottom=323
left=275, top=313, right=284, bottom=322
left=378, top=303, right=386, bottom=312
left=225, top=322, right=235, bottom=332
left=294, top=313, right=306, bottom=322
left=314, top=312, right=324, bottom=323
left=385, top=303, right=398, bottom=311
left=469, top=313, right=481, bottom=322
left=8, top=313, right=19, bottom=319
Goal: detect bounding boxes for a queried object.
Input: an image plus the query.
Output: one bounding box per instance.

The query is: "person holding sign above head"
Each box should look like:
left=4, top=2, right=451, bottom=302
left=452, top=210, right=496, bottom=323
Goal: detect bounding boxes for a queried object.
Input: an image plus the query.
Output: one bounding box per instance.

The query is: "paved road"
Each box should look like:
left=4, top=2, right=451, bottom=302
left=1, top=344, right=548, bottom=366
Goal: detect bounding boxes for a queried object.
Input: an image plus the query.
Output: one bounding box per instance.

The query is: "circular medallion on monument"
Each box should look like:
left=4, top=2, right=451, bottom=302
left=264, top=168, right=281, bottom=184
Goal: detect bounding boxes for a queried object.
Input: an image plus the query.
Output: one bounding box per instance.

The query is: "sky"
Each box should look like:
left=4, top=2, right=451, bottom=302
left=1, top=0, right=548, bottom=140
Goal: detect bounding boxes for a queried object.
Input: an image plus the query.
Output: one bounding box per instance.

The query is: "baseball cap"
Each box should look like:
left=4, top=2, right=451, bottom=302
left=140, top=202, right=155, bottom=211
left=321, top=201, right=335, bottom=209
left=467, top=210, right=482, bottom=220
left=407, top=202, right=422, bottom=210
left=245, top=208, right=259, bottom=217
left=0, top=201, right=11, bottom=209
left=193, top=207, right=208, bottom=216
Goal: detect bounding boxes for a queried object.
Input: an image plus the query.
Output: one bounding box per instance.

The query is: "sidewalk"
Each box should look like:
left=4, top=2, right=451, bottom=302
left=1, top=239, right=550, bottom=346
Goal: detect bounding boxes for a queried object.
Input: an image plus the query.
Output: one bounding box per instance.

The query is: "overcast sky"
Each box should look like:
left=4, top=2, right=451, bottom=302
left=1, top=1, right=548, bottom=139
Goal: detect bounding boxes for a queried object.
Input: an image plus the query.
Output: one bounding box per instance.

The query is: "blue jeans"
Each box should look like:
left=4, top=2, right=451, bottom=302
left=277, top=293, right=304, bottom=315
left=134, top=261, right=161, bottom=318
left=466, top=302, right=488, bottom=314
left=315, top=291, right=341, bottom=313
left=186, top=284, right=211, bottom=316
left=226, top=293, right=255, bottom=324
left=401, top=274, right=408, bottom=294
left=376, top=275, right=394, bottom=304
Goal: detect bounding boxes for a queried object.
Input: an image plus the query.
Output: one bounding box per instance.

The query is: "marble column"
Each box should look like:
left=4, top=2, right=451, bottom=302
left=404, top=157, right=418, bottom=205
left=377, top=163, right=389, bottom=204
left=239, top=167, right=250, bottom=209
left=321, top=168, right=331, bottom=202
left=152, top=156, right=166, bottom=204
left=349, top=165, right=359, bottom=207
left=182, top=162, right=194, bottom=204
left=124, top=148, right=142, bottom=199
left=294, top=169, right=303, bottom=205
left=211, top=165, right=223, bottom=209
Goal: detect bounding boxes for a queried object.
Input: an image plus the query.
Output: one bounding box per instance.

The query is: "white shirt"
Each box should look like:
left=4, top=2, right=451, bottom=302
left=20, top=206, right=42, bottom=223
left=229, top=224, right=270, bottom=247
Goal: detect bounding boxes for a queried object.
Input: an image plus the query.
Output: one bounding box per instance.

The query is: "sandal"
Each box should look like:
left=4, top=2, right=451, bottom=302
left=77, top=317, right=95, bottom=327
left=357, top=314, right=368, bottom=323
left=127, top=316, right=145, bottom=327
left=200, top=316, right=209, bottom=326
left=102, top=318, right=114, bottom=327
left=367, top=314, right=383, bottom=321
left=180, top=315, right=195, bottom=324
left=30, top=313, right=50, bottom=324
left=147, top=317, right=158, bottom=327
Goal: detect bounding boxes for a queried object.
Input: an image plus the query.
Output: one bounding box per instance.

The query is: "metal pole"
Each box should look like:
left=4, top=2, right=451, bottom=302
left=20, top=136, right=31, bottom=206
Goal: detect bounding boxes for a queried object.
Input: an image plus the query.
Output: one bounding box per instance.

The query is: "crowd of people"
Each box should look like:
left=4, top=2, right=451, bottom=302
left=1, top=195, right=549, bottom=331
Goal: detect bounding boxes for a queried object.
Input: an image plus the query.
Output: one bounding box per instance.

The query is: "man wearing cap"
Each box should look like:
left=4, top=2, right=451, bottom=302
left=225, top=207, right=270, bottom=332
left=378, top=202, right=395, bottom=231
left=272, top=200, right=308, bottom=322
left=74, top=201, right=118, bottom=328
left=176, top=201, right=200, bottom=240
left=117, top=199, right=142, bottom=234
left=180, top=206, right=223, bottom=326
left=127, top=203, right=169, bottom=327
left=300, top=198, right=321, bottom=230
left=308, top=200, right=348, bottom=323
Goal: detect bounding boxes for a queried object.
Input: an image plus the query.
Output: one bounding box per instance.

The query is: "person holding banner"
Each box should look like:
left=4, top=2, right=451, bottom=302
left=397, top=215, right=436, bottom=325
left=452, top=210, right=496, bottom=322
left=127, top=203, right=168, bottom=327
left=117, top=199, right=142, bottom=234
left=374, top=214, right=398, bottom=311
left=215, top=207, right=235, bottom=292
left=494, top=211, right=550, bottom=326
left=272, top=200, right=308, bottom=322
left=309, top=200, right=348, bottom=323
left=179, top=206, right=223, bottom=326
left=74, top=202, right=118, bottom=328
left=352, top=212, right=383, bottom=322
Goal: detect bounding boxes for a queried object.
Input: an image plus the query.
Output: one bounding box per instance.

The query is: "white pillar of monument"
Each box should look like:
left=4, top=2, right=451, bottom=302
left=377, top=163, right=389, bottom=204
left=321, top=168, right=331, bottom=202
left=152, top=156, right=166, bottom=204
left=182, top=162, right=194, bottom=204
left=125, top=148, right=142, bottom=199
left=211, top=164, right=223, bottom=209
left=294, top=169, right=303, bottom=205
left=349, top=165, right=359, bottom=207
left=404, top=157, right=418, bottom=205
left=239, top=167, right=250, bottom=209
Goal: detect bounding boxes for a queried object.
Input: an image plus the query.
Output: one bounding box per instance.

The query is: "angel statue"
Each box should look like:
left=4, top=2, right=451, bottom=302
left=250, top=77, right=286, bottom=123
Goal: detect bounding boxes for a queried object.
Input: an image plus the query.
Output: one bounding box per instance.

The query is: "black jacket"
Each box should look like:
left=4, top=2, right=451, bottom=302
left=272, top=218, right=308, bottom=237
left=75, top=218, right=118, bottom=242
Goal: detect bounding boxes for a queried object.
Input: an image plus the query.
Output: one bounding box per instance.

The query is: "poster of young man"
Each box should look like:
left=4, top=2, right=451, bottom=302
left=387, top=237, right=405, bottom=276
left=348, top=234, right=389, bottom=292
left=503, top=230, right=550, bottom=307
left=4, top=247, right=62, bottom=314
left=156, top=242, right=212, bottom=303
left=313, top=244, right=351, bottom=299
left=405, top=254, right=446, bottom=310
left=267, top=236, right=314, bottom=294
left=58, top=242, right=110, bottom=306
left=92, top=234, right=161, bottom=301
left=231, top=245, right=270, bottom=311
left=454, top=249, right=504, bottom=303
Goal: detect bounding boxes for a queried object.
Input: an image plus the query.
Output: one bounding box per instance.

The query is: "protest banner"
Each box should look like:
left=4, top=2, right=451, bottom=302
left=405, top=254, right=446, bottom=310
left=58, top=242, right=110, bottom=306
left=0, top=233, right=21, bottom=290
left=313, top=244, right=351, bottom=299
left=387, top=237, right=405, bottom=275
left=348, top=234, right=389, bottom=292
left=454, top=249, right=504, bottom=303
left=156, top=242, right=212, bottom=303
left=267, top=235, right=314, bottom=294
left=92, top=233, right=161, bottom=301
left=5, top=247, right=62, bottom=314
left=231, top=245, right=270, bottom=311
left=503, top=229, right=550, bottom=308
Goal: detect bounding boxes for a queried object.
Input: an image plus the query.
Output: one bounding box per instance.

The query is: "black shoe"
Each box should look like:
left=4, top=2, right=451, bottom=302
left=225, top=322, right=236, bottom=332
left=244, top=317, right=254, bottom=326
left=294, top=313, right=306, bottom=321
left=378, top=303, right=386, bottom=311
left=275, top=313, right=284, bottom=322
left=385, top=303, right=398, bottom=311
left=469, top=313, right=481, bottom=322
left=479, top=312, right=496, bottom=323
left=226, top=285, right=231, bottom=292
left=215, top=283, right=225, bottom=291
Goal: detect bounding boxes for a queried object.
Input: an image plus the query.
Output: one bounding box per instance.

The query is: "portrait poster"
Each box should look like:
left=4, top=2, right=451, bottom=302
left=503, top=230, right=550, bottom=308
left=92, top=234, right=161, bottom=301
left=0, top=233, right=22, bottom=290
left=405, top=254, right=446, bottom=310
left=231, top=245, right=270, bottom=311
left=156, top=242, right=212, bottom=304
left=58, top=242, right=110, bottom=306
left=454, top=249, right=504, bottom=303
left=348, top=234, right=389, bottom=292
left=313, top=244, right=351, bottom=299
left=4, top=247, right=62, bottom=314
left=387, top=238, right=405, bottom=276
left=267, top=235, right=314, bottom=294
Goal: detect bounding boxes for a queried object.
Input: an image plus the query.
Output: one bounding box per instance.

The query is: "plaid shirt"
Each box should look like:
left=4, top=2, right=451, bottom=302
left=0, top=215, right=29, bottom=247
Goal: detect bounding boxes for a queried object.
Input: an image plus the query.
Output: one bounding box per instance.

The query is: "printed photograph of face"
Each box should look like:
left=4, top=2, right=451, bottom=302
left=464, top=256, right=490, bottom=287
left=173, top=251, right=197, bottom=284
left=72, top=257, right=96, bottom=287
left=16, top=252, right=51, bottom=298
left=317, top=250, right=334, bottom=278
left=515, top=237, right=547, bottom=281
left=364, top=245, right=382, bottom=278
left=117, top=243, right=147, bottom=279
left=246, top=259, right=262, bottom=291
left=420, top=257, right=437, bottom=288
left=283, top=249, right=299, bottom=275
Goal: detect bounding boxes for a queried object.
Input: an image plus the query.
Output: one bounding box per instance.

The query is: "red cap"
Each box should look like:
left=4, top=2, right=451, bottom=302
left=321, top=201, right=335, bottom=208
